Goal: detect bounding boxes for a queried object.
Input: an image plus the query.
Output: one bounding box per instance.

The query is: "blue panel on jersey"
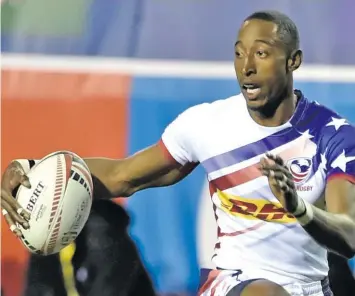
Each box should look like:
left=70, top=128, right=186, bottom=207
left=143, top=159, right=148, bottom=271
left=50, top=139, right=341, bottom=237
left=127, top=77, right=355, bottom=294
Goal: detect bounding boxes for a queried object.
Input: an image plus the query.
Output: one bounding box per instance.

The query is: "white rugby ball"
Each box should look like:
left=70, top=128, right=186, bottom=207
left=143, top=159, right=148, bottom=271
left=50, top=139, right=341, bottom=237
left=16, top=151, right=93, bottom=255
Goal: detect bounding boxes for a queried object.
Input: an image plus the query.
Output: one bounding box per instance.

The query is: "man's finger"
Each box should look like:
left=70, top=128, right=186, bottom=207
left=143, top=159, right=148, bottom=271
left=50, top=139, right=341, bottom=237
left=16, top=208, right=30, bottom=228
left=261, top=165, right=293, bottom=180
left=1, top=200, right=23, bottom=237
left=266, top=153, right=285, bottom=166
left=259, top=158, right=267, bottom=168
left=2, top=187, right=30, bottom=221
left=278, top=181, right=297, bottom=200
left=261, top=167, right=293, bottom=181
left=15, top=203, right=30, bottom=221
left=20, top=174, right=31, bottom=189
left=270, top=171, right=296, bottom=189
left=1, top=190, right=30, bottom=226
left=269, top=178, right=282, bottom=191
left=277, top=180, right=289, bottom=191
left=10, top=224, right=22, bottom=237
left=3, top=203, right=29, bottom=229
left=261, top=169, right=296, bottom=191
left=9, top=164, right=31, bottom=188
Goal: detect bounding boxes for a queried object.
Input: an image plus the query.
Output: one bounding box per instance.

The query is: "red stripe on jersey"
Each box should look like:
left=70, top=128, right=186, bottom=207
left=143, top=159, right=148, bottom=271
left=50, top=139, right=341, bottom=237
left=211, top=163, right=262, bottom=191
left=219, top=222, right=265, bottom=237
left=197, top=270, right=221, bottom=296
left=327, top=173, right=355, bottom=184
left=158, top=139, right=180, bottom=165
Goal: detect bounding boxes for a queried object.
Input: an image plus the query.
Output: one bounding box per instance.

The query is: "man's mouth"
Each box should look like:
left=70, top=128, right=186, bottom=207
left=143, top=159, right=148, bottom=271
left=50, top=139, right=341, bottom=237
left=242, top=84, right=261, bottom=99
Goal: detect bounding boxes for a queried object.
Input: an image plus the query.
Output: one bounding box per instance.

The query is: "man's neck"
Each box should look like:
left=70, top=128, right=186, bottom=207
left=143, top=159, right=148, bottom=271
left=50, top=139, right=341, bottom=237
left=250, top=91, right=298, bottom=127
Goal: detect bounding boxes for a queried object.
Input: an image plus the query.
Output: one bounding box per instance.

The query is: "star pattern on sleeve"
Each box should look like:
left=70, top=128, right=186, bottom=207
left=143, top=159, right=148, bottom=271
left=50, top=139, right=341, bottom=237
left=330, top=150, right=355, bottom=172
left=325, top=117, right=349, bottom=131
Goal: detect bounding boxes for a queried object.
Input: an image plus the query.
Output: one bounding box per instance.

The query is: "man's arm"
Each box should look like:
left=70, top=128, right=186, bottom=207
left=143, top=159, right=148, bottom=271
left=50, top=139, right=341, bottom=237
left=300, top=177, right=355, bottom=258
left=262, top=121, right=355, bottom=258
left=261, top=153, right=355, bottom=259
left=2, top=104, right=201, bottom=233
left=84, top=105, right=202, bottom=199
left=84, top=143, right=198, bottom=199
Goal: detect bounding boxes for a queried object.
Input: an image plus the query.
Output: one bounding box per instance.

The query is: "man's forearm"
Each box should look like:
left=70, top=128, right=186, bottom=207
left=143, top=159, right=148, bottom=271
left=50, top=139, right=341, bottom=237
left=85, top=158, right=195, bottom=199
left=298, top=202, right=355, bottom=258
left=24, top=147, right=178, bottom=200
left=84, top=158, right=133, bottom=199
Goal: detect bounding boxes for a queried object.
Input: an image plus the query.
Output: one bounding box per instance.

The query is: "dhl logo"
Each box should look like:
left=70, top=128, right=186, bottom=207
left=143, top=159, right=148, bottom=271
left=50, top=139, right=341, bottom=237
left=217, top=190, right=296, bottom=224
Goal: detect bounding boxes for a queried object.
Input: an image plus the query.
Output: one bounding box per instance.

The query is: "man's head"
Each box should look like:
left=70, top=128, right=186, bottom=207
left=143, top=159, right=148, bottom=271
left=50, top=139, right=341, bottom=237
left=235, top=11, right=302, bottom=113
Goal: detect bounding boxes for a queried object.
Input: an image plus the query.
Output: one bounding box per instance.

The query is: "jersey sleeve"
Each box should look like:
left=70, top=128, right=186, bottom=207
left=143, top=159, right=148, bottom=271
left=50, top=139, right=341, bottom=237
left=160, top=105, right=204, bottom=165
left=324, top=123, right=355, bottom=184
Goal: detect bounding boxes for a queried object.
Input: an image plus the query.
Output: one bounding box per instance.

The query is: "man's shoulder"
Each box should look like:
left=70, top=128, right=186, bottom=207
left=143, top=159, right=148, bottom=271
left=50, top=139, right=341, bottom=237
left=306, top=100, right=355, bottom=132
left=307, top=100, right=346, bottom=120
left=305, top=100, right=355, bottom=157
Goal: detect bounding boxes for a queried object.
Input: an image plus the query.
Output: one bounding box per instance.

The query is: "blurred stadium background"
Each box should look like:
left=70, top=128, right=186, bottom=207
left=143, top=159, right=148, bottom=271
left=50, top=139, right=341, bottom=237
left=1, top=0, right=355, bottom=295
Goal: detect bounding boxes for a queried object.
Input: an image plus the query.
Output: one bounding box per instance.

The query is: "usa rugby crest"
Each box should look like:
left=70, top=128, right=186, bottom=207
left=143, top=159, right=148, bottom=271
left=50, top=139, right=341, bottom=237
left=286, top=157, right=312, bottom=185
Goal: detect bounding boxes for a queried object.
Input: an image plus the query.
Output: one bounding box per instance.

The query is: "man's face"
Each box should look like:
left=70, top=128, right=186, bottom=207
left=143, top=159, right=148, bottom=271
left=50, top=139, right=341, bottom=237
left=234, top=19, right=290, bottom=111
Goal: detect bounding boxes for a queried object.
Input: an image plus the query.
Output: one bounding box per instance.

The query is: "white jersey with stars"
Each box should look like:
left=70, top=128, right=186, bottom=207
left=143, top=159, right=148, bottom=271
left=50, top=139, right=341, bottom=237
left=160, top=92, right=355, bottom=285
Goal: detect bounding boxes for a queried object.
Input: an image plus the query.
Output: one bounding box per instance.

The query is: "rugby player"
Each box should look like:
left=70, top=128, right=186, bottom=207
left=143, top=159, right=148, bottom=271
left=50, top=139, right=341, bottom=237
left=2, top=10, right=355, bottom=296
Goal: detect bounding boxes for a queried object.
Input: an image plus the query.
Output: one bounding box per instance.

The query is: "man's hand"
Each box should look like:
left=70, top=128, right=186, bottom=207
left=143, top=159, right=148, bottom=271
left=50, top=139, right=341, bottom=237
left=259, top=153, right=303, bottom=215
left=1, top=161, right=31, bottom=237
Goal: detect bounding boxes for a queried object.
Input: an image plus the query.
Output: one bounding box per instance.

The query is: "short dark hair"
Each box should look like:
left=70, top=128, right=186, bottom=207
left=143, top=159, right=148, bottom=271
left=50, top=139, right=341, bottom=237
left=245, top=10, right=300, bottom=54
